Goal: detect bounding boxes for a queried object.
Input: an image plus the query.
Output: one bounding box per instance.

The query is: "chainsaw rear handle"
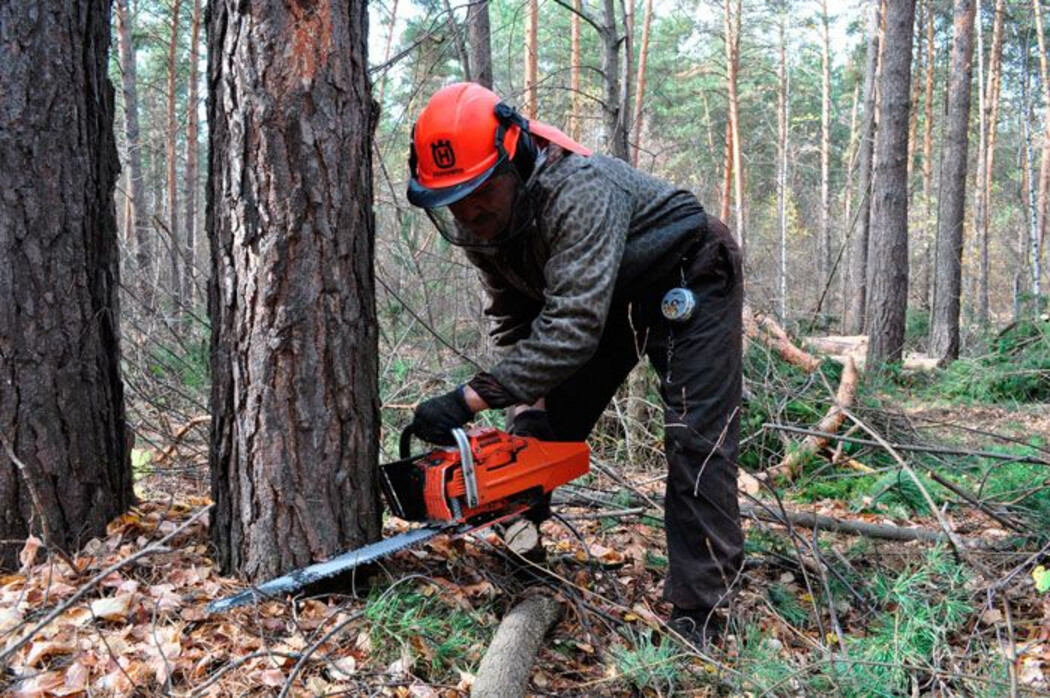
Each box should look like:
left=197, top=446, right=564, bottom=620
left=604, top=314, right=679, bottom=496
left=399, top=426, right=479, bottom=509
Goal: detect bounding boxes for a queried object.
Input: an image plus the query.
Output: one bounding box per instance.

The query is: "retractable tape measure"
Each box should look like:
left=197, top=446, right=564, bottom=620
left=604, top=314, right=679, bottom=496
left=660, top=288, right=697, bottom=322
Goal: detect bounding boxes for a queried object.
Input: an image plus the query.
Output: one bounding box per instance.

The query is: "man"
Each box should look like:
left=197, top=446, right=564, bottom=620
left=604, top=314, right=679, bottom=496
left=405, top=82, right=743, bottom=645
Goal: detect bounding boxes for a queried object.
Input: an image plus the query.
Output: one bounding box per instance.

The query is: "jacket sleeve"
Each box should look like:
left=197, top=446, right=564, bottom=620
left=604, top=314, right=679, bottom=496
left=474, top=263, right=543, bottom=350
left=481, top=164, right=632, bottom=405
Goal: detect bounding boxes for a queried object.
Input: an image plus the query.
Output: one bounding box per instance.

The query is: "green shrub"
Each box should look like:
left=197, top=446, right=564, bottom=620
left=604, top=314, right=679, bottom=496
left=933, top=319, right=1050, bottom=403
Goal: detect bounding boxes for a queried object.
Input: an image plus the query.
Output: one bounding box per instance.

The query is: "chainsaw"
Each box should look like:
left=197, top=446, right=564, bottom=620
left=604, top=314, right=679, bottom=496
left=207, top=426, right=589, bottom=612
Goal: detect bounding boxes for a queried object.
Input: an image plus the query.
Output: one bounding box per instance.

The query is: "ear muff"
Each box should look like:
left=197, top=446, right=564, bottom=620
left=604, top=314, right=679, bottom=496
left=493, top=102, right=537, bottom=182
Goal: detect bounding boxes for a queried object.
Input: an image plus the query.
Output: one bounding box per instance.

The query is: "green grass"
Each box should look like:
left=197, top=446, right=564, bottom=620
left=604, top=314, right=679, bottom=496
left=364, top=585, right=491, bottom=680
left=610, top=629, right=688, bottom=693
left=832, top=547, right=973, bottom=697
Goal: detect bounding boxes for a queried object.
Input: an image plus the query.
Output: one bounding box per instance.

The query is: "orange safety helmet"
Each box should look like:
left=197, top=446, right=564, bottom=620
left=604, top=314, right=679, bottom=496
left=407, top=82, right=591, bottom=210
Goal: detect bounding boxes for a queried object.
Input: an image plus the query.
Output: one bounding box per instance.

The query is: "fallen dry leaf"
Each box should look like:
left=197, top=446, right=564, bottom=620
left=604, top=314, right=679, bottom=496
left=12, top=669, right=65, bottom=697
left=91, top=593, right=133, bottom=621
left=258, top=667, right=286, bottom=687
left=329, top=654, right=357, bottom=679
left=19, top=536, right=42, bottom=572
left=25, top=639, right=76, bottom=668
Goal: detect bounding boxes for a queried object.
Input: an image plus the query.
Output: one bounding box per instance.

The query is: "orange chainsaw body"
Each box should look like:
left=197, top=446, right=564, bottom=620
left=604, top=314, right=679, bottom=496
left=380, top=427, right=589, bottom=524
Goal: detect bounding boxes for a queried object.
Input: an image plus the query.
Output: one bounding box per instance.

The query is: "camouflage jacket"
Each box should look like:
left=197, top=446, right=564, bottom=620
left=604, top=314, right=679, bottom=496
left=465, top=147, right=706, bottom=407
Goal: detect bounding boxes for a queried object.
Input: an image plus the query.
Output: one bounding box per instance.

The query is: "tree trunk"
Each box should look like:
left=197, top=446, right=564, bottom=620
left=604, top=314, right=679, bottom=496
left=167, top=0, right=183, bottom=317
left=207, top=0, right=383, bottom=581
left=920, top=0, right=935, bottom=310
left=468, top=0, right=492, bottom=89
left=525, top=0, right=539, bottom=117
left=443, top=0, right=472, bottom=81
left=600, top=0, right=628, bottom=160
left=630, top=0, right=653, bottom=167
left=115, top=0, right=154, bottom=311
left=1034, top=0, right=1050, bottom=297
left=820, top=0, right=832, bottom=293
left=724, top=0, right=745, bottom=252
left=1021, top=47, right=1040, bottom=310
left=840, top=79, right=861, bottom=319
left=569, top=0, right=582, bottom=141
left=865, top=0, right=916, bottom=367
left=0, top=0, right=132, bottom=568
left=978, top=0, right=1005, bottom=325
left=376, top=0, right=400, bottom=103
left=846, top=0, right=882, bottom=335
left=777, top=11, right=789, bottom=320
left=183, top=0, right=202, bottom=310
left=930, top=0, right=976, bottom=364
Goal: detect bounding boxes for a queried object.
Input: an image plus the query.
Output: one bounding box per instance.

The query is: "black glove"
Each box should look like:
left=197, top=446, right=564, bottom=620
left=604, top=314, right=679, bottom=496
left=508, top=409, right=556, bottom=441
left=411, top=387, right=474, bottom=445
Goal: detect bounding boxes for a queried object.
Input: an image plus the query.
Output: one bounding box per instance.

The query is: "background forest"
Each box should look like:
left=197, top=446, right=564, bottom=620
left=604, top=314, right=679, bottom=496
left=1, top=0, right=1049, bottom=695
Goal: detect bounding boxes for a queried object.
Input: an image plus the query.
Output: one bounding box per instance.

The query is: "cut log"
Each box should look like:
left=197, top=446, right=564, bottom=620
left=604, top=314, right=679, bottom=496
left=472, top=594, right=563, bottom=698
left=743, top=306, right=822, bottom=373
left=772, top=356, right=858, bottom=478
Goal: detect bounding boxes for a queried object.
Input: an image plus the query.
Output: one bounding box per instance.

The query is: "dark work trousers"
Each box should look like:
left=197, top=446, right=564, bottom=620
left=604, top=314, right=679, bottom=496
left=542, top=216, right=744, bottom=611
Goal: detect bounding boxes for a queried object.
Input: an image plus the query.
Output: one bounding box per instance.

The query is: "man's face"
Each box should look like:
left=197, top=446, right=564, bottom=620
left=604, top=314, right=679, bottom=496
left=448, top=172, right=518, bottom=242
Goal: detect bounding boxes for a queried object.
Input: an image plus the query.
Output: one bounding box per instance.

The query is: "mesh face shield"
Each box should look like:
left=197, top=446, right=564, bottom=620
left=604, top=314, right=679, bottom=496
left=421, top=157, right=541, bottom=248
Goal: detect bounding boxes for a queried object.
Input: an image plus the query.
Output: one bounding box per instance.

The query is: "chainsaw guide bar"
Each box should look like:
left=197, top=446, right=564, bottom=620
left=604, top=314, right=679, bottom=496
left=207, top=427, right=589, bottom=613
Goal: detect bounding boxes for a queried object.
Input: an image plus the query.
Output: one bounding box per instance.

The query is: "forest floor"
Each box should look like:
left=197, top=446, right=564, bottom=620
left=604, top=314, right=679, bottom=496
left=2, top=325, right=1049, bottom=697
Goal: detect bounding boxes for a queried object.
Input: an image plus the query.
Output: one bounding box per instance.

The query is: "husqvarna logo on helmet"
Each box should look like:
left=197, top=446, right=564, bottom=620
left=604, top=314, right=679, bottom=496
left=431, top=139, right=456, bottom=169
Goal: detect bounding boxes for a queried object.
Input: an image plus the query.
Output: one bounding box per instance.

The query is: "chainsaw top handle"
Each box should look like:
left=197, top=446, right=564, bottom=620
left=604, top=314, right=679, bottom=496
left=399, top=426, right=479, bottom=509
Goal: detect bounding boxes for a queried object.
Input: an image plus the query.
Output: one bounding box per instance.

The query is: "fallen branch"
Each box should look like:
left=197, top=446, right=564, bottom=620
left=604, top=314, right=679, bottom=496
left=772, top=357, right=859, bottom=478
left=740, top=502, right=998, bottom=548
left=744, top=307, right=823, bottom=373
left=155, top=415, right=210, bottom=465
left=472, top=593, right=563, bottom=698
left=764, top=424, right=1050, bottom=466
left=842, top=408, right=993, bottom=577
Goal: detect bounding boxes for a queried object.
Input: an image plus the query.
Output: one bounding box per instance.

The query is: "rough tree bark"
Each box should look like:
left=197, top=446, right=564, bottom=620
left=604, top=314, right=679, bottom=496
left=167, top=0, right=183, bottom=315
left=865, top=0, right=916, bottom=366
left=182, top=0, right=202, bottom=308
left=930, top=0, right=976, bottom=364
left=207, top=0, right=383, bottom=580
left=0, top=0, right=133, bottom=568
left=115, top=0, right=154, bottom=311
left=845, top=0, right=882, bottom=334
left=467, top=0, right=493, bottom=89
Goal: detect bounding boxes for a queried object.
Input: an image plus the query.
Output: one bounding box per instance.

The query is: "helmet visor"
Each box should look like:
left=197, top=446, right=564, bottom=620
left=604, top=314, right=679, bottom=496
left=407, top=151, right=505, bottom=209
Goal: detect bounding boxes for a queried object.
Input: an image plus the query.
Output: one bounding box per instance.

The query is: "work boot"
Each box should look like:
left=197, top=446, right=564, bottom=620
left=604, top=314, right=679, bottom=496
left=667, top=606, right=724, bottom=650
